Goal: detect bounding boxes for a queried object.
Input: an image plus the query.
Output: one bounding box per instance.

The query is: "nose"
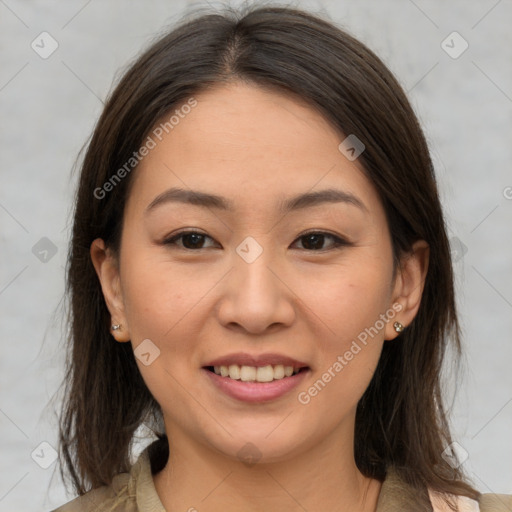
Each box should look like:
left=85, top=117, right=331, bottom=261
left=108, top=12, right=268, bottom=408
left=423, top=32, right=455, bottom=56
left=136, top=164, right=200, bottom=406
left=215, top=243, right=296, bottom=335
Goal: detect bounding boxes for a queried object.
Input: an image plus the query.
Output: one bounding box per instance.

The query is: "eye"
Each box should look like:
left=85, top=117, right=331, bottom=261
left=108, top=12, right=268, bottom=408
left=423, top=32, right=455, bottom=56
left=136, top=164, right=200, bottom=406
left=291, top=231, right=349, bottom=251
left=162, top=230, right=349, bottom=252
left=163, top=230, right=219, bottom=250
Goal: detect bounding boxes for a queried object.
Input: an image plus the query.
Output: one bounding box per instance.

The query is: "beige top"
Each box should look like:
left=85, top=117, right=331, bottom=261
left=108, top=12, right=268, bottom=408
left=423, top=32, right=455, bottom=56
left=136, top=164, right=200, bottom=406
left=52, top=443, right=512, bottom=512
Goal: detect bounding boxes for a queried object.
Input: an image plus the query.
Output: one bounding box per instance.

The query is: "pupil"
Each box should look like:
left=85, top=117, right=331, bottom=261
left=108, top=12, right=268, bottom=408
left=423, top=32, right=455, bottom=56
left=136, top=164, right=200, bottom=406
left=184, top=233, right=204, bottom=249
left=304, top=234, right=324, bottom=250
left=181, top=233, right=326, bottom=250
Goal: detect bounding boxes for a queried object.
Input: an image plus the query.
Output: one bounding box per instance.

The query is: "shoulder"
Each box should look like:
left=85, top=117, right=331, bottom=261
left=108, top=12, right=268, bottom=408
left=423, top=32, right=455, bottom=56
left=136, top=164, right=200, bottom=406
left=381, top=467, right=512, bottom=512
left=50, top=472, right=133, bottom=511
left=478, top=492, right=512, bottom=511
left=429, top=489, right=480, bottom=511
left=429, top=488, right=512, bottom=512
left=50, top=445, right=165, bottom=512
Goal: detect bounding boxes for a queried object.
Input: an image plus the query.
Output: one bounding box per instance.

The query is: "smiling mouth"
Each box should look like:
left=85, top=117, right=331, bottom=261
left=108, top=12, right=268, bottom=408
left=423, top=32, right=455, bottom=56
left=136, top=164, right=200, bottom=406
left=204, top=364, right=309, bottom=383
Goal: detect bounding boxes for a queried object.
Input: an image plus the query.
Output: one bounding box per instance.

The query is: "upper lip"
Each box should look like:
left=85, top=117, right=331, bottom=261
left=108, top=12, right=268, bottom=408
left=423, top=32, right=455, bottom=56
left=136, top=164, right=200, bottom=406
left=203, top=352, right=309, bottom=369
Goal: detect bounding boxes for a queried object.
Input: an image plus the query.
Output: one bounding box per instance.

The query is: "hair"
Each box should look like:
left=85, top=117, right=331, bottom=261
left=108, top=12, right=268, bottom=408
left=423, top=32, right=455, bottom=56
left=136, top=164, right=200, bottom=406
left=58, top=2, right=480, bottom=508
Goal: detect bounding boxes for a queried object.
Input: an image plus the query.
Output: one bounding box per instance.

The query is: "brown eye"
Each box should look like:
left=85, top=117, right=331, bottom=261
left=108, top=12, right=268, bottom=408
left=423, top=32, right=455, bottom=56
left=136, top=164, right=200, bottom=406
left=163, top=231, right=218, bottom=250
left=163, top=230, right=348, bottom=252
left=293, top=232, right=348, bottom=251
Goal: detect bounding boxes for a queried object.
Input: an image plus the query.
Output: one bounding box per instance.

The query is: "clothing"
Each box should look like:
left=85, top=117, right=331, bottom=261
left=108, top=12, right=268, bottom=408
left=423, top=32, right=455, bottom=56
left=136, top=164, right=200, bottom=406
left=51, top=441, right=512, bottom=512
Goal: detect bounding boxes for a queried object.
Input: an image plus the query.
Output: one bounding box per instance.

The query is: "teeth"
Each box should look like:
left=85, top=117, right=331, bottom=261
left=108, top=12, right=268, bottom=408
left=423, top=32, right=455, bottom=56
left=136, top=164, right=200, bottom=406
left=240, top=366, right=256, bottom=382
left=212, top=364, right=302, bottom=382
left=273, top=365, right=285, bottom=379
left=228, top=364, right=240, bottom=380
left=256, top=365, right=274, bottom=382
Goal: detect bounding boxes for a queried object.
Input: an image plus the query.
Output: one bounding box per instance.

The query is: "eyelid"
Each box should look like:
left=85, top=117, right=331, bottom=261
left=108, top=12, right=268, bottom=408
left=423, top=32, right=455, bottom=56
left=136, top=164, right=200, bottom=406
left=162, top=229, right=217, bottom=248
left=162, top=229, right=350, bottom=251
left=291, top=230, right=349, bottom=250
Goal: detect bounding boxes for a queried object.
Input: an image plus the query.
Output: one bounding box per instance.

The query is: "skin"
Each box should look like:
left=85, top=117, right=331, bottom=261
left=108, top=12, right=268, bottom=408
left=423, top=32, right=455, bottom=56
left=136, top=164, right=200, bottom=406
left=91, top=81, right=429, bottom=512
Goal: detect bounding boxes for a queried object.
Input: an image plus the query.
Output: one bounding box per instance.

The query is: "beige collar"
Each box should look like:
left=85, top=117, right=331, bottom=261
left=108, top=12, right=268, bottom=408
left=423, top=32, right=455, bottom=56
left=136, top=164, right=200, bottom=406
left=126, top=444, right=480, bottom=512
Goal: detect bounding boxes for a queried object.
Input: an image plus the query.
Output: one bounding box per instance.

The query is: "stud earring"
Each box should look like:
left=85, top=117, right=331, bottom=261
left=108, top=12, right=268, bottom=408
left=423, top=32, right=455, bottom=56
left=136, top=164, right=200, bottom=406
left=393, top=321, right=404, bottom=333
left=111, top=324, right=121, bottom=331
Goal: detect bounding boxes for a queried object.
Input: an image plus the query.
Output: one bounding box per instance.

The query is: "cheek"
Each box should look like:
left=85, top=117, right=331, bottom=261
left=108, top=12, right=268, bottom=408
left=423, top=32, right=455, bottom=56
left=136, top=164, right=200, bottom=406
left=298, top=257, right=391, bottom=396
left=298, top=258, right=391, bottom=342
left=297, top=273, right=388, bottom=414
left=120, top=252, right=211, bottom=342
left=119, top=254, right=210, bottom=409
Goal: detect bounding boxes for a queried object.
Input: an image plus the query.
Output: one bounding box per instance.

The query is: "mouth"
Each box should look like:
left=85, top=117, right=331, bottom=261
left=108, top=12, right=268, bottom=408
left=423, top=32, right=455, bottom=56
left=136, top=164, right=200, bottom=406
left=201, top=354, right=311, bottom=403
left=203, top=364, right=309, bottom=383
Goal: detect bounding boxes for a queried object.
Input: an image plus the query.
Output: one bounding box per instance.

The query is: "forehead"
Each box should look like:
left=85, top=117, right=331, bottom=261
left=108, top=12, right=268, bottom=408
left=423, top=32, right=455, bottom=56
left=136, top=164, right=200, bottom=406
left=126, top=81, right=383, bottom=219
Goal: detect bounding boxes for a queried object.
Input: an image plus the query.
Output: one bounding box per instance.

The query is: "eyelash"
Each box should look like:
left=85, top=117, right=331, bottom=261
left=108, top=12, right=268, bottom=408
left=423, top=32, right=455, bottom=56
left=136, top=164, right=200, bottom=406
left=162, top=230, right=350, bottom=252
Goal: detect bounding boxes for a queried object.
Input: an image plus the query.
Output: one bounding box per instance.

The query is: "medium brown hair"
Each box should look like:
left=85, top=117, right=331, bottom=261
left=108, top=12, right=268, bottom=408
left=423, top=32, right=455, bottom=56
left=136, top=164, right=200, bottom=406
left=58, top=3, right=479, bottom=507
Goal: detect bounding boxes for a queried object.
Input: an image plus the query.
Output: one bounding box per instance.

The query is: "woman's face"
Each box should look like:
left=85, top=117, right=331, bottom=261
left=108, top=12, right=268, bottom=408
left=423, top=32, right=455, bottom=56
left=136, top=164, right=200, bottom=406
left=93, top=81, right=427, bottom=464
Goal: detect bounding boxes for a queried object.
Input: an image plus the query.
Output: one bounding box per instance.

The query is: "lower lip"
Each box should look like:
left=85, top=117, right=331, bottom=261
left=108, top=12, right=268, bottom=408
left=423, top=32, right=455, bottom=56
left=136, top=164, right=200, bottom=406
left=202, top=368, right=310, bottom=403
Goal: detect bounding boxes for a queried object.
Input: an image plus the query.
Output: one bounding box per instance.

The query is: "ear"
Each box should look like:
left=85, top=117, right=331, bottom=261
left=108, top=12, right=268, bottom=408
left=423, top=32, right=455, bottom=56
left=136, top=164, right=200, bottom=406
left=385, top=239, right=430, bottom=340
left=90, top=238, right=131, bottom=342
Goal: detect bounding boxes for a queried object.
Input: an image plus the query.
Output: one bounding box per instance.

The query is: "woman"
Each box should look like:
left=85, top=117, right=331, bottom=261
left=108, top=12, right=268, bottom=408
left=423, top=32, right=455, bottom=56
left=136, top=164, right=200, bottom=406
left=52, top=4, right=512, bottom=511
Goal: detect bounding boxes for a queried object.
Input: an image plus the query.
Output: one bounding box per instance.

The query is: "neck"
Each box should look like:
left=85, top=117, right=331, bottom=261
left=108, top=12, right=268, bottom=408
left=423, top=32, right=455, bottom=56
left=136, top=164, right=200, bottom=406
left=152, top=424, right=382, bottom=512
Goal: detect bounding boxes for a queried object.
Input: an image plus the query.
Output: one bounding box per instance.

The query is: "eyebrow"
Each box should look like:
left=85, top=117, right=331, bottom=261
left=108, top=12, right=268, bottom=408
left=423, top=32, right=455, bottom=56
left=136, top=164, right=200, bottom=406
left=145, top=187, right=368, bottom=214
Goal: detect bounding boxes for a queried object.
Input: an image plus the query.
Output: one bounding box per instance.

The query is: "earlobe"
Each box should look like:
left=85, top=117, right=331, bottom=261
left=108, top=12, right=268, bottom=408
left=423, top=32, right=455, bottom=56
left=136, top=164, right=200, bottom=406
left=386, top=239, right=430, bottom=340
left=90, top=238, right=131, bottom=342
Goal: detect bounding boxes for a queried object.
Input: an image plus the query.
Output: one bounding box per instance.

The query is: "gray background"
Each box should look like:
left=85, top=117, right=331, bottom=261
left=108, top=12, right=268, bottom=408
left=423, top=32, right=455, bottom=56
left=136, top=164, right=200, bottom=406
left=1, top=0, right=511, bottom=510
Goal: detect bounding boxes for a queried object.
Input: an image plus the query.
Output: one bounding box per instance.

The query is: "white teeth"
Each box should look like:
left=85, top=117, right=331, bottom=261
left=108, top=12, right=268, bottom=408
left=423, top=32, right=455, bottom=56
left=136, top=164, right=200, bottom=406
left=273, top=365, right=285, bottom=379
left=212, top=364, right=302, bottom=382
left=256, top=365, right=274, bottom=382
left=228, top=364, right=240, bottom=380
left=240, top=366, right=256, bottom=382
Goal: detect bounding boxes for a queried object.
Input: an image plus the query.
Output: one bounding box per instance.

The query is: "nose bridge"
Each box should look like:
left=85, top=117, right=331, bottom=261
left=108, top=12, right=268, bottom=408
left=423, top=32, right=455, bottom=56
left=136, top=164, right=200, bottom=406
left=233, top=234, right=278, bottom=295
left=216, top=235, right=294, bottom=333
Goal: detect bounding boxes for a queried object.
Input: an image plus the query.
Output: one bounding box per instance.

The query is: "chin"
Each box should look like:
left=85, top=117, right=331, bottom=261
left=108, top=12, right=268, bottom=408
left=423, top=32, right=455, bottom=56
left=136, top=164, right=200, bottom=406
left=202, top=427, right=310, bottom=466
